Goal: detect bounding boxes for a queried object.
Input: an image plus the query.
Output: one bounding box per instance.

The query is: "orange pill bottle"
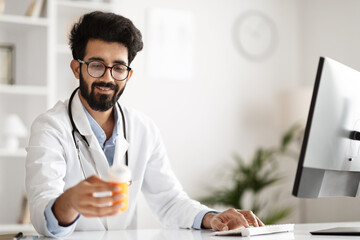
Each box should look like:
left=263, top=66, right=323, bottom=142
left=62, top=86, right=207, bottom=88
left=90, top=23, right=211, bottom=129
left=108, top=165, right=131, bottom=212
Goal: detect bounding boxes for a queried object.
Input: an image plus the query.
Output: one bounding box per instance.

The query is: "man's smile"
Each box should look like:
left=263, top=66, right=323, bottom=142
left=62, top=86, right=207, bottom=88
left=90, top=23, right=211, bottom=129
left=95, top=86, right=114, bottom=93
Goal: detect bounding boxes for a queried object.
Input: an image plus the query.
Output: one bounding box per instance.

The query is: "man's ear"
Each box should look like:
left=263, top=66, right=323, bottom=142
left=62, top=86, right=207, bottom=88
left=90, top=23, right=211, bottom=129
left=70, top=59, right=80, bottom=79
left=126, top=69, right=134, bottom=83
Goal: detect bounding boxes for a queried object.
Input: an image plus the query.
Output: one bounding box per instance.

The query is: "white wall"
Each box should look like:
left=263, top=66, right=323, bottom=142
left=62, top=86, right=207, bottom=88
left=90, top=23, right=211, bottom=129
left=299, top=0, right=360, bottom=87
left=298, top=0, right=360, bottom=223
left=123, top=0, right=360, bottom=227
left=117, top=0, right=301, bottom=228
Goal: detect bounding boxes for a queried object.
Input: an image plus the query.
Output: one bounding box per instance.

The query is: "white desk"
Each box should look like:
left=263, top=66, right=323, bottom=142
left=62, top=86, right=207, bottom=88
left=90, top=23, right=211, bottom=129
left=2, top=222, right=360, bottom=239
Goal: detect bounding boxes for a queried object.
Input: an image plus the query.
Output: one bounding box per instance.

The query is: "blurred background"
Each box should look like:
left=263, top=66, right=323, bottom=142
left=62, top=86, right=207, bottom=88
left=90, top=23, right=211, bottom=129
left=1, top=0, right=360, bottom=229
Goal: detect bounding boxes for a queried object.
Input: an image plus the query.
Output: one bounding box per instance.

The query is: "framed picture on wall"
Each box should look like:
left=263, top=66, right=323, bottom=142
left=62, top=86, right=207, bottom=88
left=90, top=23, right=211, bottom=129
left=146, top=7, right=195, bottom=82
left=0, top=44, right=15, bottom=85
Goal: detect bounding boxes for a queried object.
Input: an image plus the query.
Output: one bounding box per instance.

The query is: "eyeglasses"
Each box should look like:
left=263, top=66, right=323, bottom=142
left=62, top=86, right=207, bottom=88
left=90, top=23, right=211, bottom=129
left=78, top=59, right=131, bottom=81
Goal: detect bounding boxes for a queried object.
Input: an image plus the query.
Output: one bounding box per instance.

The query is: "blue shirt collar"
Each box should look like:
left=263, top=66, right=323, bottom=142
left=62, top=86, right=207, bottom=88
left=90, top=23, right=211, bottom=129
left=83, top=106, right=119, bottom=148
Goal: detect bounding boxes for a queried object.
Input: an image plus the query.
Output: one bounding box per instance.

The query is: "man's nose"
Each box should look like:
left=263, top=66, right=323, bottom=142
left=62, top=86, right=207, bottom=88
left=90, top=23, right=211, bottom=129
left=101, top=67, right=114, bottom=82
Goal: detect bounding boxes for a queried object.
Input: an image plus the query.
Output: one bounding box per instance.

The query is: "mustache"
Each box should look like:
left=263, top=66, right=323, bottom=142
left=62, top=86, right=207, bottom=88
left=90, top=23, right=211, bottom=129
left=91, top=82, right=119, bottom=91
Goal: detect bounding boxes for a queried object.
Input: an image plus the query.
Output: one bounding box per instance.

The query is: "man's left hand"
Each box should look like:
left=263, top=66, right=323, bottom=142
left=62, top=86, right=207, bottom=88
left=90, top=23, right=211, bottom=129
left=202, top=208, right=264, bottom=231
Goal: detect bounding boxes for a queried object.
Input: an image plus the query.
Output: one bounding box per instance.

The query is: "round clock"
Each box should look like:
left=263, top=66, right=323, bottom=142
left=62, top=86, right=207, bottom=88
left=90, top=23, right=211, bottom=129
left=233, top=10, right=278, bottom=61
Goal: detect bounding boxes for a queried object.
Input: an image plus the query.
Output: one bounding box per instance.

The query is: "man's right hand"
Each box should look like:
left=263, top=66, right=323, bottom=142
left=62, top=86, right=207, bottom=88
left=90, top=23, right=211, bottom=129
left=52, top=175, right=124, bottom=226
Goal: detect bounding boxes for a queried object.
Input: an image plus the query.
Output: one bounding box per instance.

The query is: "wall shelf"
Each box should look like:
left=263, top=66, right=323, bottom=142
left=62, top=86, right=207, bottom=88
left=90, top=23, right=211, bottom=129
left=0, top=85, right=48, bottom=96
left=56, top=0, right=113, bottom=10
left=0, top=224, right=35, bottom=234
left=0, top=14, right=48, bottom=27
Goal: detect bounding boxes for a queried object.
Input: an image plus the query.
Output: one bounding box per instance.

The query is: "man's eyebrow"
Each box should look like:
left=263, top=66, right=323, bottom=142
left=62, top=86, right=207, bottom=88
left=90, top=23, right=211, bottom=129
left=113, top=60, right=128, bottom=66
left=88, top=57, right=104, bottom=62
left=87, top=57, right=128, bottom=66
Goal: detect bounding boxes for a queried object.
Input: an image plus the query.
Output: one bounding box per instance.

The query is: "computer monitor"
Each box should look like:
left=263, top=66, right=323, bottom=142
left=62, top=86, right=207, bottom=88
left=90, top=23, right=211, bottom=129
left=292, top=56, right=360, bottom=235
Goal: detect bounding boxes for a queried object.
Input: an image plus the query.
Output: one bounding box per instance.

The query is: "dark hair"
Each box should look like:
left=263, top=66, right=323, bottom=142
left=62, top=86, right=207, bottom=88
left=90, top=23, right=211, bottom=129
left=69, top=11, right=143, bottom=65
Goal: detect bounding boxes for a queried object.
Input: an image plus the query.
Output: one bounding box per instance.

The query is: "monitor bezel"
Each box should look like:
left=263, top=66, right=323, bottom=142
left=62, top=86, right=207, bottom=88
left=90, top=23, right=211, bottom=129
left=292, top=57, right=325, bottom=197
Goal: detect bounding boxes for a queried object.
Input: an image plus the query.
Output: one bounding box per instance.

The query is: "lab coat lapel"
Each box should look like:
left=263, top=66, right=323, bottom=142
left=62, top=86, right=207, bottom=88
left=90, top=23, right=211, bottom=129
left=70, top=90, right=110, bottom=180
left=87, top=137, right=110, bottom=180
left=71, top=90, right=94, bottom=145
left=107, top=105, right=130, bottom=229
left=113, top=135, right=129, bottom=166
left=113, top=104, right=129, bottom=166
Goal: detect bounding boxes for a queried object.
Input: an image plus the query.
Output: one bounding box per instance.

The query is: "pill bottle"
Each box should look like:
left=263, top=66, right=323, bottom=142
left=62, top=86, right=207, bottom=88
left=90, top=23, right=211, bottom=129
left=108, top=164, right=131, bottom=212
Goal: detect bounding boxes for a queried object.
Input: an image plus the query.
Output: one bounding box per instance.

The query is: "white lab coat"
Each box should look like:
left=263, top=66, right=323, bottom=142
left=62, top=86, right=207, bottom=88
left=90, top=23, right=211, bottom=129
left=25, top=90, right=210, bottom=237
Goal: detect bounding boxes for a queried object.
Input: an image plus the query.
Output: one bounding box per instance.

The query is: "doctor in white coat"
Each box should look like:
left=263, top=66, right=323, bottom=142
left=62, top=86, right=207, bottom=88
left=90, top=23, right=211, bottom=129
left=25, top=11, right=263, bottom=238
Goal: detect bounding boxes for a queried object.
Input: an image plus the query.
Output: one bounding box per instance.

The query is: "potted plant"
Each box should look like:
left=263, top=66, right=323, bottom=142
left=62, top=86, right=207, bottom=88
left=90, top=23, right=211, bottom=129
left=199, top=124, right=304, bottom=224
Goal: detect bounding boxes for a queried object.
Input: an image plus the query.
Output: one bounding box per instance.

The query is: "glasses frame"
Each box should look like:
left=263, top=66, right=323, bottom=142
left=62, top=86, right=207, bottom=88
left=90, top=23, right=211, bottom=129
left=78, top=59, right=131, bottom=81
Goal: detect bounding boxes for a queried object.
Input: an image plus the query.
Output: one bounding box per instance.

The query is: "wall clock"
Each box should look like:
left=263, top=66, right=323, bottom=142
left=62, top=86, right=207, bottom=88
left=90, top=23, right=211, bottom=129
left=233, top=10, right=278, bottom=61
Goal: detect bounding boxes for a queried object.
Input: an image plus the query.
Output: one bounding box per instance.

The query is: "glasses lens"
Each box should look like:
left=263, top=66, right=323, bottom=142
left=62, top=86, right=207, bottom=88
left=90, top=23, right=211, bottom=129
left=88, top=61, right=105, bottom=78
left=112, top=64, right=129, bottom=81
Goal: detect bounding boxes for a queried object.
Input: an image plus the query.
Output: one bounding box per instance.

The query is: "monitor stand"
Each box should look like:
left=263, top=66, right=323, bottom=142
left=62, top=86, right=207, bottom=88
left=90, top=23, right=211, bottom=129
left=311, top=227, right=360, bottom=236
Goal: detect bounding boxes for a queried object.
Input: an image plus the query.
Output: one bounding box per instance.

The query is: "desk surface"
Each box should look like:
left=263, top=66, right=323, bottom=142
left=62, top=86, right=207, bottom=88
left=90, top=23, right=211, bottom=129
left=2, top=222, right=360, bottom=239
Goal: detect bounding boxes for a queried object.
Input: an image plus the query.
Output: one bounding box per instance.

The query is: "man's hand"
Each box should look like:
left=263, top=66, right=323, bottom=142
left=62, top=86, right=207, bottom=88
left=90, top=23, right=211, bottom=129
left=52, top=175, right=124, bottom=226
left=202, top=208, right=264, bottom=231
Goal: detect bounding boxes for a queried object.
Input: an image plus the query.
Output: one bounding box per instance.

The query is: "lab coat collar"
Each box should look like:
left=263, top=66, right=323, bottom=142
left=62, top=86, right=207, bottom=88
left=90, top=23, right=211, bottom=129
left=69, top=89, right=129, bottom=179
left=71, top=90, right=94, bottom=140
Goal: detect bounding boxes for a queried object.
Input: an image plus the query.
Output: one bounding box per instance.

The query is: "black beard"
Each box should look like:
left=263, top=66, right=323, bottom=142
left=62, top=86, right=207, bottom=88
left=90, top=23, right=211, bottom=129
left=79, top=71, right=125, bottom=111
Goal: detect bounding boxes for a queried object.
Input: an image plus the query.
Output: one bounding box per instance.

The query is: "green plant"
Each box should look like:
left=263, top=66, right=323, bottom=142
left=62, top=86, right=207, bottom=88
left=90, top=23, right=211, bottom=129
left=199, top=124, right=304, bottom=224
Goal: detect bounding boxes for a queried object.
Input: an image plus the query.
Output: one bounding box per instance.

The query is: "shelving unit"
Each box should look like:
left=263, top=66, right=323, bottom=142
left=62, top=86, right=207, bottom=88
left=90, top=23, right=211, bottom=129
left=0, top=14, right=49, bottom=26
left=0, top=0, right=119, bottom=224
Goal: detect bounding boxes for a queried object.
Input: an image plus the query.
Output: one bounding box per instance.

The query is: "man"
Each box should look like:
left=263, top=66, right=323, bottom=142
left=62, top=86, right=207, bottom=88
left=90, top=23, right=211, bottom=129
left=25, top=11, right=263, bottom=237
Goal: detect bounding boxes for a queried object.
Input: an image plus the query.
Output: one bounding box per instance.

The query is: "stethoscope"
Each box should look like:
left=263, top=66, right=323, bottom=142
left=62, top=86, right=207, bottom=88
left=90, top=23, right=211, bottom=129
left=68, top=87, right=129, bottom=178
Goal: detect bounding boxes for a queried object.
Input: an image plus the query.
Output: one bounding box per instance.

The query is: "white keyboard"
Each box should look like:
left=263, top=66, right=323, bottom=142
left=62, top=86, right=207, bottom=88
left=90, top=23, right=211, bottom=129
left=210, top=224, right=294, bottom=237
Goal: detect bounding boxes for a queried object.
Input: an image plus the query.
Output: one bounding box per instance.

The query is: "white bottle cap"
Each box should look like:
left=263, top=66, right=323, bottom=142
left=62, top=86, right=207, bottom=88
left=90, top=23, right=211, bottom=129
left=108, top=164, right=131, bottom=183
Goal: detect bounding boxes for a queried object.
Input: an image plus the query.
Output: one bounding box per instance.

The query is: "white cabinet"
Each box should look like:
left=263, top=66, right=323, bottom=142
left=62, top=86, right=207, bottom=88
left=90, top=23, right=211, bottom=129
left=0, top=0, right=119, bottom=224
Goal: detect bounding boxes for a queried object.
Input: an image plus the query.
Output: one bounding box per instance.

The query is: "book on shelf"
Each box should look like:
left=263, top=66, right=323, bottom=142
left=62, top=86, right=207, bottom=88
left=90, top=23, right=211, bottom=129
left=18, top=193, right=30, bottom=224
left=25, top=0, right=46, bottom=18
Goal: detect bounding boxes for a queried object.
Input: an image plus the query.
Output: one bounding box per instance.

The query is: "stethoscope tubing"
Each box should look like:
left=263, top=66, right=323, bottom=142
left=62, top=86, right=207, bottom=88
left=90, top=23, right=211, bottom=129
left=68, top=87, right=129, bottom=179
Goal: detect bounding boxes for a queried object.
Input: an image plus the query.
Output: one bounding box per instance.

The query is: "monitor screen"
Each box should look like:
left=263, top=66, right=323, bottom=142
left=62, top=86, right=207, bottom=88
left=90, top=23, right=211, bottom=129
left=292, top=56, right=360, bottom=198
